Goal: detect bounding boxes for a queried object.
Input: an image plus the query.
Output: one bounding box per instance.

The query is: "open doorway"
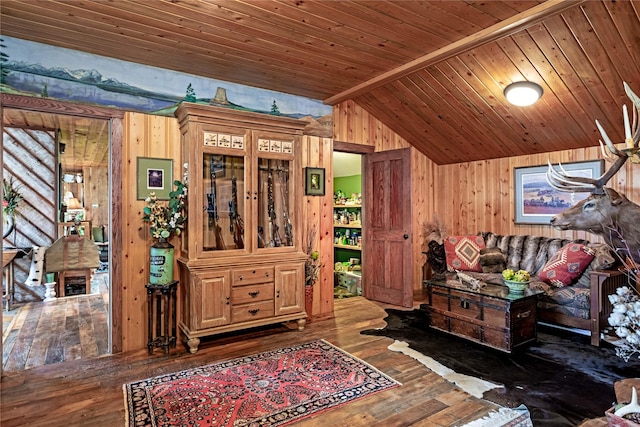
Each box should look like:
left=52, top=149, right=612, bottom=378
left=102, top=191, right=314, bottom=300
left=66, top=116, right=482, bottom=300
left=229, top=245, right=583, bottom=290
left=333, top=151, right=363, bottom=299
left=2, top=110, right=111, bottom=371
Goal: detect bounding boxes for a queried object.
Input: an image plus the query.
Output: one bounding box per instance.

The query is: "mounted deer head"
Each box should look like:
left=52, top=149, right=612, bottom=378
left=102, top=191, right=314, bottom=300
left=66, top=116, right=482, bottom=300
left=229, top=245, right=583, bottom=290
left=547, top=82, right=640, bottom=263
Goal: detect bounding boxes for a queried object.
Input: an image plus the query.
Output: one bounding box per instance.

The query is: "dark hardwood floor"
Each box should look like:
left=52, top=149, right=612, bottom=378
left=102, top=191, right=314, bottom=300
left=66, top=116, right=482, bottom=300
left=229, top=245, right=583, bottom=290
left=2, top=273, right=109, bottom=371
left=1, top=294, right=503, bottom=427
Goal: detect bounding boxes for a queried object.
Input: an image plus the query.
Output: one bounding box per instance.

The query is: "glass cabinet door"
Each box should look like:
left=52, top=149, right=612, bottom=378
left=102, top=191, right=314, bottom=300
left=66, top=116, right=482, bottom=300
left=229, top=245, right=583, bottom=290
left=202, top=154, right=245, bottom=251
left=257, top=158, right=293, bottom=249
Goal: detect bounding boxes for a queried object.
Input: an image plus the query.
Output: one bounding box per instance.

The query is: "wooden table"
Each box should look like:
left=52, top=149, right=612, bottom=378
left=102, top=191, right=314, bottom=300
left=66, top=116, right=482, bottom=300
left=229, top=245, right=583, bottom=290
left=3, top=249, right=19, bottom=311
left=422, top=274, right=542, bottom=352
left=58, top=268, right=92, bottom=296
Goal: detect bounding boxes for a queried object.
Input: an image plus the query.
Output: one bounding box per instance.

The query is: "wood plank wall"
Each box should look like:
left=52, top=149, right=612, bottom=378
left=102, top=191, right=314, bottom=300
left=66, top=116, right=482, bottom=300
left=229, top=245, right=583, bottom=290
left=2, top=128, right=57, bottom=300
left=334, top=100, right=640, bottom=290
left=2, top=128, right=57, bottom=249
left=121, top=112, right=181, bottom=352
left=120, top=102, right=639, bottom=351
left=435, top=148, right=640, bottom=239
left=82, top=166, right=109, bottom=229
left=300, top=135, right=335, bottom=321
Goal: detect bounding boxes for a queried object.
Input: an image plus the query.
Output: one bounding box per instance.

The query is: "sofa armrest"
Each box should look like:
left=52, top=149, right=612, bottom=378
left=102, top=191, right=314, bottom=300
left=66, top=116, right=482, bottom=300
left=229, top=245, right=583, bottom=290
left=589, top=269, right=628, bottom=346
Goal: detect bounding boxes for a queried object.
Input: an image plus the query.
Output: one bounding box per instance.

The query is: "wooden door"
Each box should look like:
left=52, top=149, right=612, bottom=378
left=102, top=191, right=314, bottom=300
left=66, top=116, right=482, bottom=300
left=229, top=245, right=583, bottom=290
left=363, top=148, right=413, bottom=307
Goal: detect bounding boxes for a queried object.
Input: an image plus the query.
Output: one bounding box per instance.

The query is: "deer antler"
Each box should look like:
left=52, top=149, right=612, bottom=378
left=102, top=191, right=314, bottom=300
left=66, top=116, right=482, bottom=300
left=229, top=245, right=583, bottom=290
left=547, top=156, right=628, bottom=195
left=597, top=82, right=640, bottom=162
left=547, top=82, right=640, bottom=194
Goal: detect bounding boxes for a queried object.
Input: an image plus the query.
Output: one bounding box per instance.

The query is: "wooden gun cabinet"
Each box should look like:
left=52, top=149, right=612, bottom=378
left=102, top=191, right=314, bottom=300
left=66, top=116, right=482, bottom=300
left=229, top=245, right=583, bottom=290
left=175, top=103, right=307, bottom=353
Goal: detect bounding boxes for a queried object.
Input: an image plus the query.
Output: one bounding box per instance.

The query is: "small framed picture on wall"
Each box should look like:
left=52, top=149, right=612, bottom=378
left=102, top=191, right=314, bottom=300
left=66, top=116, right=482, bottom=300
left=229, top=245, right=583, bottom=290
left=514, top=160, right=603, bottom=224
left=305, top=167, right=325, bottom=196
left=137, top=157, right=174, bottom=200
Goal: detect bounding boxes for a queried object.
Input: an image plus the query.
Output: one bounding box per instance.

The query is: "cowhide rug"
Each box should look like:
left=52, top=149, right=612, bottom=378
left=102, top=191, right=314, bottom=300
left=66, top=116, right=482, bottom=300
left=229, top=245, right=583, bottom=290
left=362, top=308, right=640, bottom=427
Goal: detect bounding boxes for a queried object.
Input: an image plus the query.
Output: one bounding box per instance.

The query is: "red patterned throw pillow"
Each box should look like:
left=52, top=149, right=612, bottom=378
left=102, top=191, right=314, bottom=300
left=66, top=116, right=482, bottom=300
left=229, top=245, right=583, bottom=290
left=444, top=235, right=485, bottom=272
left=539, top=243, right=595, bottom=287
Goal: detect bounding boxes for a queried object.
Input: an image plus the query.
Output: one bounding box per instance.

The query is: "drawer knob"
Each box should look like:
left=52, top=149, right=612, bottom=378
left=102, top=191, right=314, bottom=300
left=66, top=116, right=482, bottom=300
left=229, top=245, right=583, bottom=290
left=460, top=300, right=470, bottom=309
left=265, top=272, right=270, bottom=277
left=249, top=291, right=260, bottom=298
left=252, top=270, right=256, bottom=274
left=249, top=309, right=260, bottom=316
left=226, top=296, right=230, bottom=305
left=238, top=276, right=243, bottom=281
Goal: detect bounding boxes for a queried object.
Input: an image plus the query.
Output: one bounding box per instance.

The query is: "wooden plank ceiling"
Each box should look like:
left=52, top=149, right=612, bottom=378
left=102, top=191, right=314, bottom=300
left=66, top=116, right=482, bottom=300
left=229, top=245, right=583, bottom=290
left=1, top=0, right=639, bottom=165
left=2, top=110, right=110, bottom=171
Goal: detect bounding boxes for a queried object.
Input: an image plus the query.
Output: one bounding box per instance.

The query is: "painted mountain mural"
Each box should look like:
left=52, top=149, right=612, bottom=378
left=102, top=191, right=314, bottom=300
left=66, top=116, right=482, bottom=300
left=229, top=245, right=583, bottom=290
left=1, top=35, right=332, bottom=122
left=4, top=61, right=182, bottom=112
left=2, top=60, right=330, bottom=126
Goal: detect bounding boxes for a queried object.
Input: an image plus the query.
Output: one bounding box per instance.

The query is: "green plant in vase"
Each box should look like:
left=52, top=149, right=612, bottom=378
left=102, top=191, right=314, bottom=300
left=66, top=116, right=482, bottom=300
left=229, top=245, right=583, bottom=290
left=142, top=180, right=187, bottom=241
left=304, top=225, right=322, bottom=320
left=3, top=176, right=23, bottom=240
left=142, top=180, right=187, bottom=284
left=305, top=225, right=322, bottom=288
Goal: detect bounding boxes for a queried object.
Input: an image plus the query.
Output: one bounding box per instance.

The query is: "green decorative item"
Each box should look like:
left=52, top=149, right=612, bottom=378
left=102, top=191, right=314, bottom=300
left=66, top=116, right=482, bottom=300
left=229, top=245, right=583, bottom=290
left=3, top=176, right=23, bottom=218
left=143, top=180, right=186, bottom=284
left=3, top=176, right=23, bottom=239
left=503, top=279, right=530, bottom=294
left=149, top=238, right=174, bottom=285
left=502, top=268, right=531, bottom=294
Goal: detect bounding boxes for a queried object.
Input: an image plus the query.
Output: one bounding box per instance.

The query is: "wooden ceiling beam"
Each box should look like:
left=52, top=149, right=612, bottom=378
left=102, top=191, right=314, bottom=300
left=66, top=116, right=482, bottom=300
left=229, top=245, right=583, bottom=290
left=324, top=0, right=586, bottom=105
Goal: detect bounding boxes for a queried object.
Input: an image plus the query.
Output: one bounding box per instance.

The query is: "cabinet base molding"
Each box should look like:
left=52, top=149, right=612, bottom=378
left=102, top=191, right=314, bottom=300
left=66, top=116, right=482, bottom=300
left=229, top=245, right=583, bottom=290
left=179, top=315, right=306, bottom=353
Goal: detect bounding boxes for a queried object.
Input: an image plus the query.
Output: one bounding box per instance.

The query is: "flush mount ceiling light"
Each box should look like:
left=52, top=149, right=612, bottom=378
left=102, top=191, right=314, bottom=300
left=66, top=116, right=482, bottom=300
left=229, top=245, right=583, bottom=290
left=504, top=81, right=543, bottom=106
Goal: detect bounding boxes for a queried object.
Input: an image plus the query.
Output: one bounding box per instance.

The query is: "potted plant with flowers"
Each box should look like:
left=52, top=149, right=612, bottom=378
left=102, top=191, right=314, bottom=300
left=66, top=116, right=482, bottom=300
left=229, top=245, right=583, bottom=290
left=608, top=279, right=640, bottom=363
left=304, top=225, right=322, bottom=320
left=3, top=177, right=23, bottom=241
left=143, top=180, right=187, bottom=284
left=606, top=279, right=640, bottom=424
left=606, top=227, right=640, bottom=363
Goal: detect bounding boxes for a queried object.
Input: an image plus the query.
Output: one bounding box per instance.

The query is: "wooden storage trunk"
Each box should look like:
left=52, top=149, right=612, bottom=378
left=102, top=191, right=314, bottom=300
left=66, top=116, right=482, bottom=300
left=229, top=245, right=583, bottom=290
left=422, top=279, right=540, bottom=352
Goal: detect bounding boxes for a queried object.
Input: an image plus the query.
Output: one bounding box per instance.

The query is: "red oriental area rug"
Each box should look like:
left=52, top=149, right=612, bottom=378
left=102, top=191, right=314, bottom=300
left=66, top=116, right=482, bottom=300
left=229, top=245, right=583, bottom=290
left=123, top=339, right=400, bottom=427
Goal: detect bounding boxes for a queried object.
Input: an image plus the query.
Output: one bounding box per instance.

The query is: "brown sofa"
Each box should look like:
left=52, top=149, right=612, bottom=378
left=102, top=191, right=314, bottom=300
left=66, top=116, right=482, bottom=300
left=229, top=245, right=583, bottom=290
left=426, top=231, right=628, bottom=346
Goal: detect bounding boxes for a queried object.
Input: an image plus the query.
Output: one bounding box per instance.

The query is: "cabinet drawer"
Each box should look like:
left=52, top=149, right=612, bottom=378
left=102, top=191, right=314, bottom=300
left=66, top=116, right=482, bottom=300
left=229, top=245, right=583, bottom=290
left=232, top=300, right=274, bottom=323
left=233, top=267, right=274, bottom=285
left=232, top=283, right=274, bottom=305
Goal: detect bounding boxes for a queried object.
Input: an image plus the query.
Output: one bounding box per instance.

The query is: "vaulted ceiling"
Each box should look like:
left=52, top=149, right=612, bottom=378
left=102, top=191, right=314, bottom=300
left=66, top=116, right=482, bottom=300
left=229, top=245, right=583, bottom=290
left=1, top=0, right=639, bottom=165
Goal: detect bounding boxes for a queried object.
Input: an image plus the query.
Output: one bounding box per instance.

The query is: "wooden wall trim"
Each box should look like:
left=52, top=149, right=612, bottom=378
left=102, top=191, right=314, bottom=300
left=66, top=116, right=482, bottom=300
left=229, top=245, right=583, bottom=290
left=109, top=117, right=123, bottom=354
left=1, top=94, right=125, bottom=119
left=333, top=140, right=375, bottom=154
left=121, top=112, right=182, bottom=351
left=301, top=135, right=335, bottom=320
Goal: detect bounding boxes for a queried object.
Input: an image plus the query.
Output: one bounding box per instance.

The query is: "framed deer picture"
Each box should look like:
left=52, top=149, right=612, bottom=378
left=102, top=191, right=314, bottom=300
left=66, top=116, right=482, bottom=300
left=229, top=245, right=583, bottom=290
left=514, top=160, right=603, bottom=225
